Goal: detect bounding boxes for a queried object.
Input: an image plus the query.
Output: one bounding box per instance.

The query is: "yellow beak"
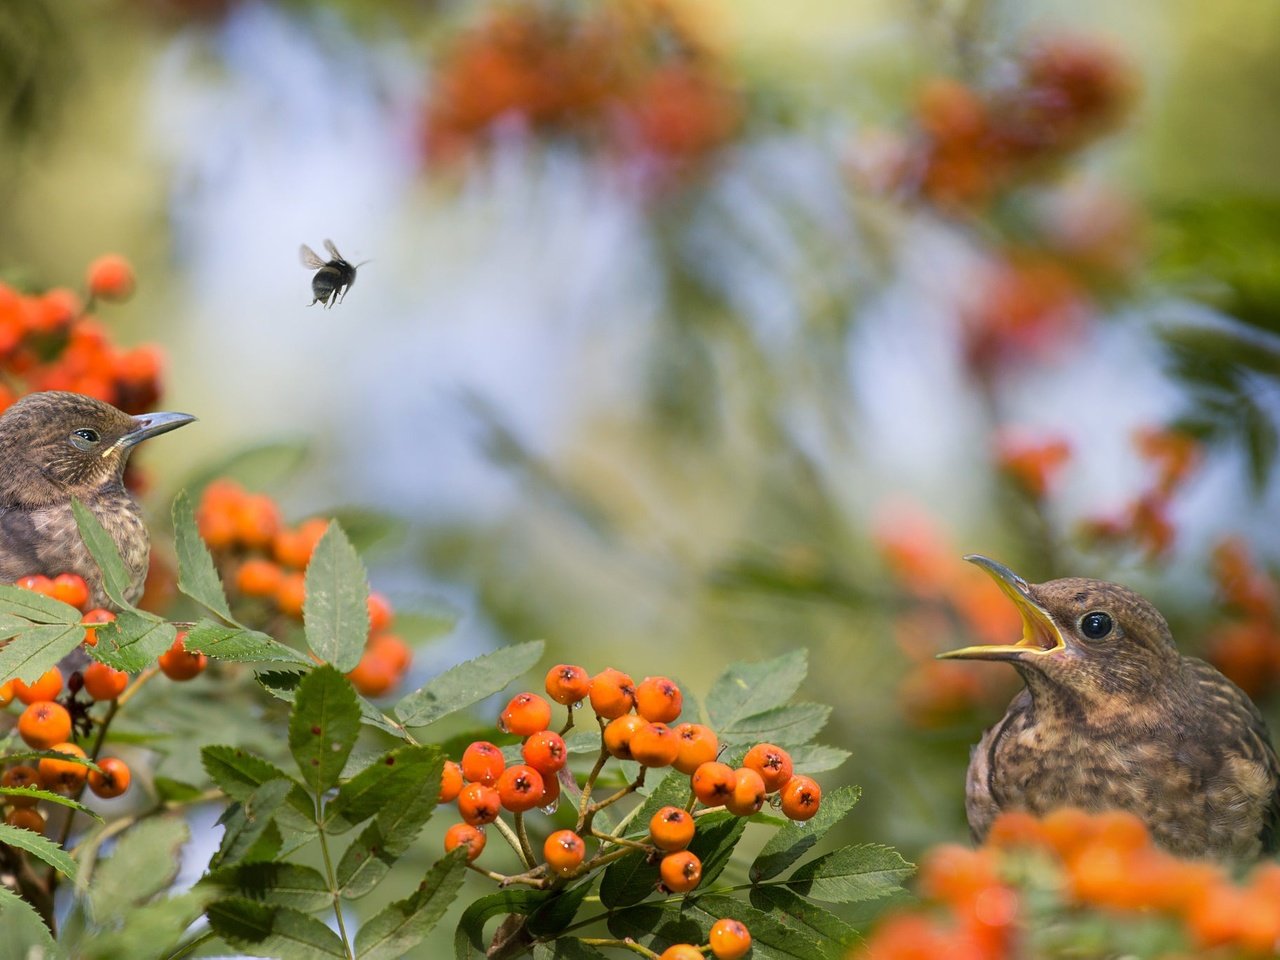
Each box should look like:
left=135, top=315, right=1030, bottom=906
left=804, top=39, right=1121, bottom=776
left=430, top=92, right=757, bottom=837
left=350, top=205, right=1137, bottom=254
left=936, top=556, right=1066, bottom=661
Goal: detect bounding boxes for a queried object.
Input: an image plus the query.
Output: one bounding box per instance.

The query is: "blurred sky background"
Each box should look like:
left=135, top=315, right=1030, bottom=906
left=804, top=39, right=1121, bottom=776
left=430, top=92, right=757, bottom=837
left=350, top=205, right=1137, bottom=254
left=4, top=0, right=1280, bottom=892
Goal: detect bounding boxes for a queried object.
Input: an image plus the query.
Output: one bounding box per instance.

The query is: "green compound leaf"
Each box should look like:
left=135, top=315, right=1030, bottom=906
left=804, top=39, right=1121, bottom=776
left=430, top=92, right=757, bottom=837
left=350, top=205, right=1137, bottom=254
left=71, top=498, right=136, bottom=610
left=302, top=521, right=370, bottom=673
left=0, top=621, right=84, bottom=684
left=0, top=821, right=76, bottom=881
left=203, top=862, right=333, bottom=914
left=88, top=816, right=190, bottom=922
left=206, top=897, right=348, bottom=958
left=751, top=784, right=862, bottom=882
left=785, top=843, right=915, bottom=904
left=454, top=889, right=550, bottom=960
left=353, top=850, right=468, bottom=960
left=288, top=666, right=362, bottom=795
left=0, top=585, right=79, bottom=624
left=707, top=649, right=808, bottom=733
left=172, top=488, right=238, bottom=624
left=395, top=640, right=545, bottom=728
left=183, top=619, right=311, bottom=667
left=87, top=611, right=176, bottom=672
left=327, top=744, right=444, bottom=835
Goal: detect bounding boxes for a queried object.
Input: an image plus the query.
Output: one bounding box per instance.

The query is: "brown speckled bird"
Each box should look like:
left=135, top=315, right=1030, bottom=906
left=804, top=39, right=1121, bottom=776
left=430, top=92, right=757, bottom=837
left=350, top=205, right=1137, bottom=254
left=0, top=391, right=195, bottom=609
left=940, top=555, right=1280, bottom=861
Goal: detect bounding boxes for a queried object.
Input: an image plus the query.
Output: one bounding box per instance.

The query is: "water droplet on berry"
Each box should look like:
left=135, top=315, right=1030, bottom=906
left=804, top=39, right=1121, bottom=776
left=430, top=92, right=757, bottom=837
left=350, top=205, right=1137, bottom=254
left=497, top=717, right=509, bottom=733
left=540, top=799, right=560, bottom=815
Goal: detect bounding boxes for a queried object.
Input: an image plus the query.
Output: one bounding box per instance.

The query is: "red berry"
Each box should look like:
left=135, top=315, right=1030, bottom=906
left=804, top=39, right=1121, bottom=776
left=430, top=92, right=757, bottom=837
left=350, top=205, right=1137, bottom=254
left=545, top=663, right=591, bottom=705
left=649, top=806, right=696, bottom=852
left=780, top=775, right=822, bottom=821
left=603, top=714, right=646, bottom=760
left=1, top=766, right=40, bottom=807
left=38, top=742, right=87, bottom=793
left=87, top=757, right=131, bottom=799
left=18, top=701, right=71, bottom=750
left=588, top=667, right=636, bottom=719
left=82, top=663, right=129, bottom=701
left=659, top=948, right=704, bottom=960
left=5, top=807, right=45, bottom=833
left=634, top=676, right=683, bottom=723
left=659, top=850, right=702, bottom=893
left=444, top=822, right=486, bottom=861
left=158, top=633, right=206, bottom=681
left=495, top=764, right=545, bottom=813
left=439, top=761, right=464, bottom=803
left=499, top=692, right=552, bottom=736
left=87, top=254, right=136, bottom=301
left=457, top=782, right=500, bottom=826
left=628, top=722, right=679, bottom=768
left=460, top=741, right=506, bottom=786
left=743, top=742, right=794, bottom=792
left=13, top=668, right=63, bottom=705
left=50, top=573, right=90, bottom=610
left=672, top=723, right=719, bottom=775
left=709, top=918, right=753, bottom=960
left=543, top=829, right=586, bottom=876
left=367, top=592, right=394, bottom=632
left=724, top=768, right=767, bottom=817
left=691, top=761, right=736, bottom=807
left=521, top=730, right=568, bottom=776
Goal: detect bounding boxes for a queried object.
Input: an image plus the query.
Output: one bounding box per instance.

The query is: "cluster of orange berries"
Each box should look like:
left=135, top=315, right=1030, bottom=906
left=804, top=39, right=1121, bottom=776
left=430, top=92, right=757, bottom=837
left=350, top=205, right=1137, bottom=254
left=0, top=255, right=163, bottom=418
left=994, top=429, right=1072, bottom=501
left=1078, top=426, right=1201, bottom=561
left=874, top=509, right=1020, bottom=727
left=195, top=479, right=411, bottom=698
left=0, top=573, right=212, bottom=835
left=1205, top=537, right=1280, bottom=701
left=862, top=807, right=1280, bottom=959
left=423, top=0, right=740, bottom=178
left=440, top=663, right=820, bottom=915
left=910, top=35, right=1133, bottom=211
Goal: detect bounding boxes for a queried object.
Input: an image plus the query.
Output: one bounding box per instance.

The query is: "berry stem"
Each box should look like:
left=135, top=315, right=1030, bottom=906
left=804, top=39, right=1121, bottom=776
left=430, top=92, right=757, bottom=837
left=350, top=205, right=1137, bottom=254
left=590, top=828, right=652, bottom=853
left=467, top=862, right=549, bottom=888
left=582, top=768, right=647, bottom=835
left=513, top=811, right=537, bottom=869
left=491, top=814, right=532, bottom=867
left=116, top=665, right=159, bottom=708
left=315, top=795, right=355, bottom=959
left=574, top=733, right=612, bottom=831
left=577, top=937, right=661, bottom=959
left=559, top=704, right=576, bottom=736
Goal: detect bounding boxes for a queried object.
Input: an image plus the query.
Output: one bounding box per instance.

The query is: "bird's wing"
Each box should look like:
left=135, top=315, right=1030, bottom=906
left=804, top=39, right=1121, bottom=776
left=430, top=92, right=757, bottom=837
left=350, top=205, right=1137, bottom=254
left=966, top=687, right=1033, bottom=842
left=1185, top=657, right=1280, bottom=854
left=0, top=505, right=46, bottom=582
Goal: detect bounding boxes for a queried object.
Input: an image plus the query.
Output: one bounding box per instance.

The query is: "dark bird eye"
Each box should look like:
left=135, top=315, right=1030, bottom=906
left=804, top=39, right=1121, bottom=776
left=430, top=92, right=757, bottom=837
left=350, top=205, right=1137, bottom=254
left=1080, top=611, right=1113, bottom=640
left=73, top=428, right=100, bottom=443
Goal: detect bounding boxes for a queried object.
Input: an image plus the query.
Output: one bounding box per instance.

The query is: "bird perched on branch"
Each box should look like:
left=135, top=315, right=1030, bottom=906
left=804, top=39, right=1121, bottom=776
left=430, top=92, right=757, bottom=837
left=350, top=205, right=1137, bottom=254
left=940, top=555, right=1280, bottom=861
left=0, top=391, right=195, bottom=609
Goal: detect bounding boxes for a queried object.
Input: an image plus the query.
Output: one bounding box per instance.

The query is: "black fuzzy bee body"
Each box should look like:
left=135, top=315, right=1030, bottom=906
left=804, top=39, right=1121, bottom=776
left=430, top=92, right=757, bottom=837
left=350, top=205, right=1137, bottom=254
left=300, top=239, right=359, bottom=308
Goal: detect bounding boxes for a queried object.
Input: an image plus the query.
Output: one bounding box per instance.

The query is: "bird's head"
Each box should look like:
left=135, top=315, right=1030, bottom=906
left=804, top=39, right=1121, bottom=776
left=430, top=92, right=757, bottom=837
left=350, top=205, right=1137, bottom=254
left=0, top=392, right=195, bottom=506
left=938, top=555, right=1180, bottom=703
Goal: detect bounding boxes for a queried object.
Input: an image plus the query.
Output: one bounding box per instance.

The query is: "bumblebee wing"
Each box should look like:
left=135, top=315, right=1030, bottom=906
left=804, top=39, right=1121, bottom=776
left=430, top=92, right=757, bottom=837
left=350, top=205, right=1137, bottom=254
left=323, top=238, right=344, bottom=261
left=300, top=244, right=327, bottom=269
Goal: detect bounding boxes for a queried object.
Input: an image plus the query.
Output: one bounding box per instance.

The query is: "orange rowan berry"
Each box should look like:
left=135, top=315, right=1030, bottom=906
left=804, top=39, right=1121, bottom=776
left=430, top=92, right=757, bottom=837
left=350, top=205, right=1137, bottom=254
left=158, top=633, right=207, bottom=681
left=634, top=676, right=683, bottom=723
left=13, top=667, right=63, bottom=705
left=5, top=807, right=45, bottom=833
left=543, top=829, right=586, bottom=876
left=658, top=947, right=703, bottom=960
left=440, top=761, right=464, bottom=803
left=82, top=608, right=116, bottom=647
left=18, top=701, right=71, bottom=750
left=499, top=692, right=552, bottom=736
left=368, top=634, right=411, bottom=675
left=367, top=592, right=394, bottom=633
left=1091, top=809, right=1151, bottom=853
left=495, top=764, right=545, bottom=813
left=537, top=771, right=560, bottom=810
left=709, top=918, right=752, bottom=960
left=294, top=517, right=331, bottom=561
left=82, top=662, right=129, bottom=701
left=198, top=508, right=237, bottom=550
left=457, top=782, right=501, bottom=826
left=521, top=730, right=567, bottom=776
left=1186, top=884, right=1247, bottom=949
left=271, top=527, right=310, bottom=569
left=275, top=572, right=307, bottom=617
left=691, top=761, right=736, bottom=807
left=986, top=810, right=1044, bottom=849
left=629, top=722, right=679, bottom=768
left=38, top=742, right=87, bottom=793
left=346, top=650, right=397, bottom=698
left=724, top=768, right=766, bottom=817
left=649, top=806, right=695, bottom=852
left=743, top=742, right=793, bottom=793
left=14, top=574, right=54, bottom=596
left=588, top=667, right=635, bottom=719
left=544, top=663, right=591, bottom=705
left=232, top=494, right=282, bottom=548
left=779, top=774, right=821, bottom=821
left=672, top=723, right=719, bottom=775
left=0, top=680, right=12, bottom=706
left=659, top=850, right=702, bottom=893
left=460, top=741, right=506, bottom=786
left=235, top=558, right=283, bottom=598
left=603, top=714, right=646, bottom=760
left=444, top=822, right=486, bottom=861
left=87, top=757, right=131, bottom=799
left=50, top=573, right=90, bottom=610
left=86, top=254, right=136, bottom=301
left=1, top=765, right=41, bottom=807
left=919, top=844, right=1000, bottom=906
left=1039, top=806, right=1095, bottom=861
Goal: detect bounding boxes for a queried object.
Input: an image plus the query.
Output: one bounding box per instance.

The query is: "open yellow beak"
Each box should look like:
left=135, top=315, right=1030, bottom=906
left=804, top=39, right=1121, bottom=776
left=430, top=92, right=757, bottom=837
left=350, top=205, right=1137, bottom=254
left=936, top=556, right=1066, bottom=661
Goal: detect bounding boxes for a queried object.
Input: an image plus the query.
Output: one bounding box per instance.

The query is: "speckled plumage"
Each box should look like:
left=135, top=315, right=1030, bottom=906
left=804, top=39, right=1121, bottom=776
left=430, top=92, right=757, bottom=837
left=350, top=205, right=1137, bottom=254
left=0, top=392, right=194, bottom=609
left=950, top=563, right=1280, bottom=862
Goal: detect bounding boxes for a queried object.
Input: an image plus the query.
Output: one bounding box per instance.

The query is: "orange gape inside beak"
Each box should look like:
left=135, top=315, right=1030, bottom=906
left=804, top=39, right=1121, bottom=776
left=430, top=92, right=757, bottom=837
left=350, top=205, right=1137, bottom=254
left=937, top=556, right=1066, bottom=661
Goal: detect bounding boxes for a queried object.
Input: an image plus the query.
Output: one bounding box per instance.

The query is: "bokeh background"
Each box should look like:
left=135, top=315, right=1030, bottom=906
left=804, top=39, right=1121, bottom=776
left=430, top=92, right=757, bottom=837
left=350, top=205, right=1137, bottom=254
left=4, top=0, right=1280, bottom=947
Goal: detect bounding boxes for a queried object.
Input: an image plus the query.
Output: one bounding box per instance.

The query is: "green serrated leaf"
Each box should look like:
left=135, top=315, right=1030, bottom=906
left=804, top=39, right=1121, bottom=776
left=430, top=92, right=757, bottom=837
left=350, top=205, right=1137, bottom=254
left=207, top=897, right=348, bottom=958
left=72, top=498, right=137, bottom=609
left=203, top=861, right=332, bottom=913
left=258, top=670, right=407, bottom=738
left=0, top=784, right=100, bottom=816
left=183, top=619, right=311, bottom=667
left=627, top=770, right=692, bottom=837
left=689, top=812, right=746, bottom=888
left=288, top=666, right=362, bottom=794
left=785, top=843, right=915, bottom=904
left=0, top=585, right=79, bottom=624
left=748, top=886, right=860, bottom=958
left=303, top=522, right=370, bottom=673
left=720, top=703, right=831, bottom=748
left=395, top=640, right=545, bottom=728
left=0, top=820, right=76, bottom=880
left=154, top=776, right=205, bottom=803
left=686, top=894, right=828, bottom=960
left=599, top=849, right=657, bottom=910
left=76, top=890, right=208, bottom=960
left=0, top=885, right=56, bottom=959
left=531, top=942, right=612, bottom=960
left=787, top=743, right=851, bottom=774
left=172, top=489, right=239, bottom=624
left=0, top=621, right=85, bottom=684
left=454, top=889, right=550, bottom=960
left=200, top=745, right=313, bottom=830
left=87, top=611, right=176, bottom=672
left=707, top=649, right=808, bottom=732
left=751, top=784, right=861, bottom=882
left=328, top=744, right=444, bottom=835
left=210, top=779, right=293, bottom=870
left=353, top=850, right=468, bottom=960
left=89, top=816, right=190, bottom=922
left=527, top=881, right=592, bottom=938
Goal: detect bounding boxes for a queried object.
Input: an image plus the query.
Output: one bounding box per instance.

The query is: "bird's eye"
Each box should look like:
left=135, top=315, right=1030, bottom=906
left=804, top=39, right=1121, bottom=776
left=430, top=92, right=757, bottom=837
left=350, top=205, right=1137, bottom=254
left=1080, top=611, right=1113, bottom=640
left=69, top=428, right=101, bottom=451
left=74, top=429, right=100, bottom=443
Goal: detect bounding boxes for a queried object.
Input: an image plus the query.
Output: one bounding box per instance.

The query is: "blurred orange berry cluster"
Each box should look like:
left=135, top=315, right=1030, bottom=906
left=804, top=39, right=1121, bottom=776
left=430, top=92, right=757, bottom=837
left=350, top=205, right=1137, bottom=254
left=196, top=479, right=411, bottom=698
left=1205, top=538, right=1280, bottom=701
left=423, top=0, right=740, bottom=177
left=0, top=255, right=162, bottom=418
left=859, top=808, right=1280, bottom=959
left=874, top=509, right=1020, bottom=727
left=1079, top=426, right=1201, bottom=561
left=912, top=35, right=1133, bottom=210
left=994, top=429, right=1072, bottom=500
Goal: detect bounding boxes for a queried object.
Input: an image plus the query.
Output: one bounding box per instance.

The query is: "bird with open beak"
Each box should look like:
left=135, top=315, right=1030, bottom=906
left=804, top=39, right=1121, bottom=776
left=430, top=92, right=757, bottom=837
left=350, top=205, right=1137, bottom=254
left=941, top=555, right=1280, bottom=861
left=0, top=391, right=196, bottom=610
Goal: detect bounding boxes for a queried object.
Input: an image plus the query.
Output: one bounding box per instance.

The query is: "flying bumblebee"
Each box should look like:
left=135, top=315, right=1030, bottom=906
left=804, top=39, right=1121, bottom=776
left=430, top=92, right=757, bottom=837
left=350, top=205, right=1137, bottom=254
left=300, top=239, right=362, bottom=307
